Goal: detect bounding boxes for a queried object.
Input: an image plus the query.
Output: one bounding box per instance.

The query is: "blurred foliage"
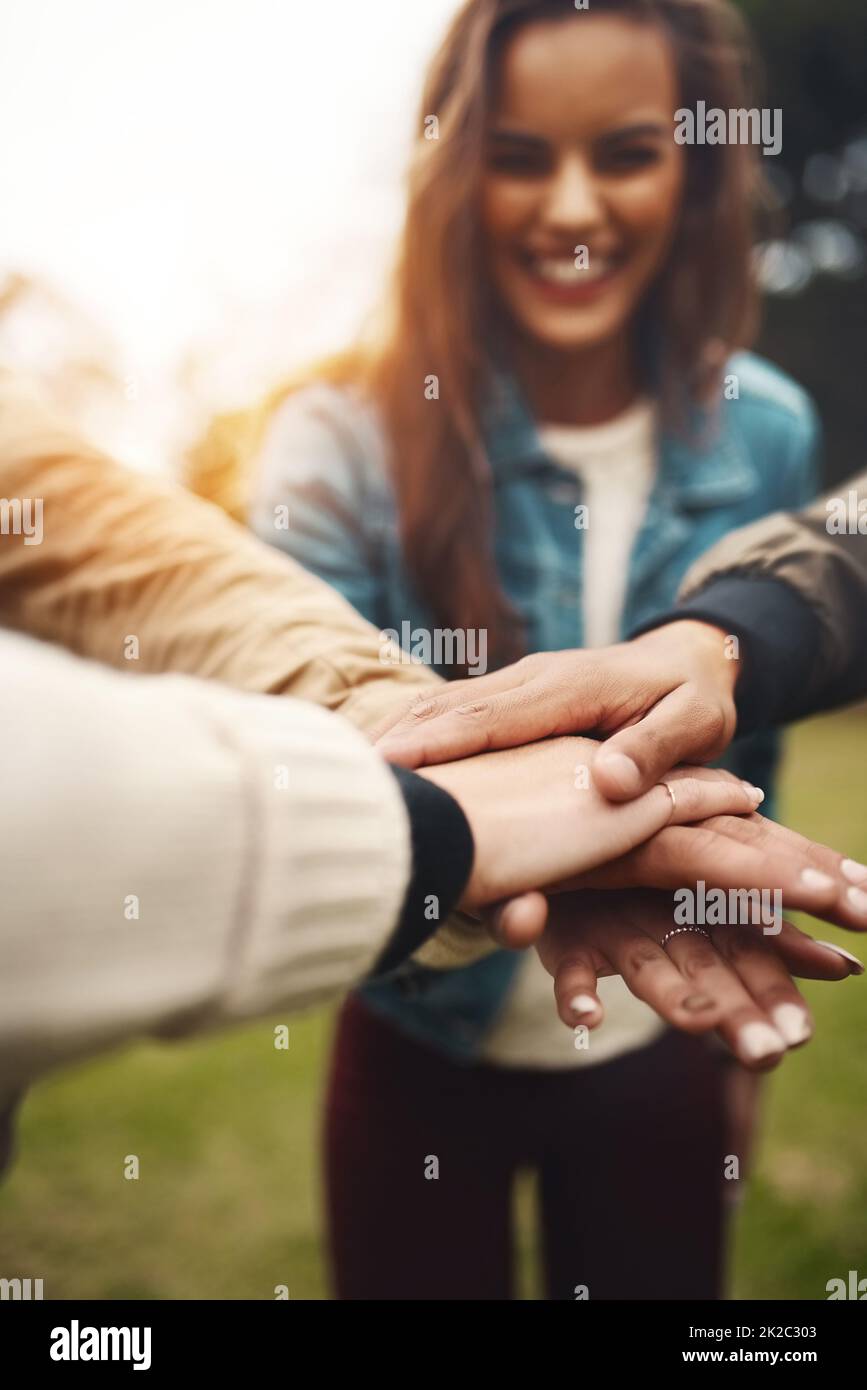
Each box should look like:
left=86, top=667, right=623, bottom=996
left=735, top=0, right=867, bottom=487
left=738, top=0, right=867, bottom=162
left=760, top=283, right=867, bottom=486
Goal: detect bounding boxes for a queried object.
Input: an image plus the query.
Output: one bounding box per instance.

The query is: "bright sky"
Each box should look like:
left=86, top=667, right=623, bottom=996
left=0, top=0, right=458, bottom=388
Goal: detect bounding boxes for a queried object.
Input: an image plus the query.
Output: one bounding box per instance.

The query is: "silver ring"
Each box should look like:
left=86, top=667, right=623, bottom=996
left=660, top=925, right=711, bottom=951
left=660, top=780, right=677, bottom=814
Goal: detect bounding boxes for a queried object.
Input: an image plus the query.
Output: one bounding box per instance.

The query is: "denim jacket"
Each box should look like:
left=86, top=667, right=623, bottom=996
left=250, top=351, right=820, bottom=1061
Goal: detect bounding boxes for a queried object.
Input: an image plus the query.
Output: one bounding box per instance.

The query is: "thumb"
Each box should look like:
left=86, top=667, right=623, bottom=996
left=485, top=892, right=549, bottom=948
left=593, top=686, right=733, bottom=800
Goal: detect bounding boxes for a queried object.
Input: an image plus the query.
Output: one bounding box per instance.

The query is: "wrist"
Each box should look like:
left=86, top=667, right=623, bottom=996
left=372, top=767, right=475, bottom=974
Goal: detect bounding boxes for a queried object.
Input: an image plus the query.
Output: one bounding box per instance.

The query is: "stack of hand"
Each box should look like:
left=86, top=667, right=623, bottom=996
left=373, top=621, right=866, bottom=1071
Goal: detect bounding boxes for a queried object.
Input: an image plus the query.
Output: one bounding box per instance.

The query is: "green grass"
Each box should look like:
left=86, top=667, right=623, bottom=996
left=731, top=706, right=867, bottom=1300
left=2, top=709, right=865, bottom=1300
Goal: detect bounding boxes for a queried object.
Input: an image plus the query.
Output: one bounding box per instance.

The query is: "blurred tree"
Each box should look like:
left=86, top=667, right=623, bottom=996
left=739, top=0, right=867, bottom=164
left=735, top=0, right=867, bottom=486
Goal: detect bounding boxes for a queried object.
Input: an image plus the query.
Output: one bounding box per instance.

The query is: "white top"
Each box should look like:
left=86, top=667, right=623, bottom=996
left=482, top=398, right=663, bottom=1069
left=541, top=398, right=658, bottom=647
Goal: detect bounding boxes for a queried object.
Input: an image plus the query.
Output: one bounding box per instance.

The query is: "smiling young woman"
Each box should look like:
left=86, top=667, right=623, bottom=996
left=244, top=0, right=821, bottom=1300
left=350, top=0, right=761, bottom=671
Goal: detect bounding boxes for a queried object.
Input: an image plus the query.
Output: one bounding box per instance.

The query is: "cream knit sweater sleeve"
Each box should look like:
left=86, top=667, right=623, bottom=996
left=0, top=632, right=411, bottom=1091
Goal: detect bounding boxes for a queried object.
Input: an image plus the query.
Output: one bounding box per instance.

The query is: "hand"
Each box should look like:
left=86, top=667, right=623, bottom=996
left=374, top=621, right=739, bottom=799
left=562, top=804, right=867, bottom=934
left=533, top=890, right=862, bottom=1070
left=417, top=738, right=761, bottom=913
left=488, top=793, right=867, bottom=950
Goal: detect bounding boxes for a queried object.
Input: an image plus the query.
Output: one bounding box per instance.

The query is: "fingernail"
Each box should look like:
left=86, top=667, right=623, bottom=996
left=842, top=858, right=867, bottom=885
left=800, top=868, right=836, bottom=893
left=739, top=1022, right=785, bottom=1060
left=847, top=886, right=867, bottom=918
left=816, top=941, right=865, bottom=974
left=596, top=752, right=640, bottom=795
left=682, top=993, right=715, bottom=1013
left=771, top=1004, right=813, bottom=1047
left=750, top=786, right=765, bottom=804
left=569, top=994, right=599, bottom=1016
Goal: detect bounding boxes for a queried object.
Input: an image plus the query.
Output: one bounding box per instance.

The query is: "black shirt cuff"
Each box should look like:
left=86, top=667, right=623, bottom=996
left=630, top=576, right=824, bottom=736
left=371, top=766, right=475, bottom=976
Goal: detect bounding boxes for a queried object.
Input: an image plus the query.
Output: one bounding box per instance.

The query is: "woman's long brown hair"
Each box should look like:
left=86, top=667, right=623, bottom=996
left=331, top=0, right=764, bottom=667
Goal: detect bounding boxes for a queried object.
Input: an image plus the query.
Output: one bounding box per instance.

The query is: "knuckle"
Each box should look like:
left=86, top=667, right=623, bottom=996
left=716, top=930, right=761, bottom=966
left=454, top=699, right=495, bottom=723
left=681, top=944, right=720, bottom=976
left=515, top=653, right=544, bottom=679
left=624, top=944, right=664, bottom=975
left=557, top=952, right=592, bottom=977
left=407, top=693, right=446, bottom=723
left=669, top=779, right=700, bottom=815
left=679, top=825, right=722, bottom=858
left=665, top=984, right=711, bottom=1019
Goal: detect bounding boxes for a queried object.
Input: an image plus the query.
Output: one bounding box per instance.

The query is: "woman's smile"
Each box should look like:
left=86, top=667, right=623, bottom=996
left=514, top=246, right=628, bottom=305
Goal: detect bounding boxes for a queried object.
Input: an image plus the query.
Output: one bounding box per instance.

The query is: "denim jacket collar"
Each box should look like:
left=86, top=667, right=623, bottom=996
left=483, top=369, right=758, bottom=508
left=483, top=370, right=761, bottom=615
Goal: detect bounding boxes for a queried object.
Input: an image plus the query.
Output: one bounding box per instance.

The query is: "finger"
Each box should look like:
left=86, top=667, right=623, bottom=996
left=539, top=776, right=735, bottom=889
left=593, top=685, right=733, bottom=801
left=692, top=815, right=867, bottom=931
left=373, top=690, right=490, bottom=767
left=485, top=892, right=549, bottom=949
left=374, top=654, right=642, bottom=769
left=601, top=915, right=724, bottom=1037
left=373, top=667, right=544, bottom=767
left=376, top=690, right=541, bottom=768
left=552, top=953, right=604, bottom=1029
left=766, top=921, right=864, bottom=981
left=575, top=822, right=852, bottom=924
left=554, top=777, right=762, bottom=891
left=813, top=940, right=866, bottom=975
left=661, top=927, right=787, bottom=1070
left=709, top=924, right=814, bottom=1050
left=658, top=775, right=764, bottom=825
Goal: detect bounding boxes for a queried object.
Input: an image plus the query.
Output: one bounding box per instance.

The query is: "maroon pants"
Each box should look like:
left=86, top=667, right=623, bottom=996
left=324, top=994, right=731, bottom=1301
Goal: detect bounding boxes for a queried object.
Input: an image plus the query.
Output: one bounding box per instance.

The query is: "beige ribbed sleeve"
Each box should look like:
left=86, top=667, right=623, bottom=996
left=0, top=632, right=410, bottom=1091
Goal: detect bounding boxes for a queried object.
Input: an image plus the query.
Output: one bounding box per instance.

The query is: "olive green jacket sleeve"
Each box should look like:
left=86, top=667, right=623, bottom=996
left=678, top=471, right=867, bottom=725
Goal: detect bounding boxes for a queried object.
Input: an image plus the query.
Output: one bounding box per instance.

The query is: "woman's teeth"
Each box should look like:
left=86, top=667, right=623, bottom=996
left=530, top=255, right=615, bottom=284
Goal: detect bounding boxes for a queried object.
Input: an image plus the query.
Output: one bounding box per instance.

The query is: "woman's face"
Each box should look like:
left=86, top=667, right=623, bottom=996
left=481, top=15, right=685, bottom=354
